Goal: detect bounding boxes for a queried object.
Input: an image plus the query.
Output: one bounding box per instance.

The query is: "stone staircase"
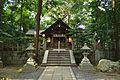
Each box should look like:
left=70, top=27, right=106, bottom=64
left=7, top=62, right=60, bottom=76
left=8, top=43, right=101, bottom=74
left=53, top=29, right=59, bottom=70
left=41, top=49, right=76, bottom=66
left=47, top=50, right=71, bottom=66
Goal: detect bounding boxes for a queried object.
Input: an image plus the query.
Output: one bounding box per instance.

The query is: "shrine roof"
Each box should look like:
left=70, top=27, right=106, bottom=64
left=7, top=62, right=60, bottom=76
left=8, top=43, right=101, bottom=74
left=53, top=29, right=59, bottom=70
left=42, top=18, right=70, bottom=34
left=26, top=29, right=44, bottom=36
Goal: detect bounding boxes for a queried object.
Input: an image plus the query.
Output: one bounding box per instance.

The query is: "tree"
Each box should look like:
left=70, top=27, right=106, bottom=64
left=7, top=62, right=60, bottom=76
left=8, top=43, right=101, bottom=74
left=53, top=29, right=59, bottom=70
left=112, top=0, right=120, bottom=59
left=34, top=0, right=42, bottom=63
left=1, top=0, right=119, bottom=60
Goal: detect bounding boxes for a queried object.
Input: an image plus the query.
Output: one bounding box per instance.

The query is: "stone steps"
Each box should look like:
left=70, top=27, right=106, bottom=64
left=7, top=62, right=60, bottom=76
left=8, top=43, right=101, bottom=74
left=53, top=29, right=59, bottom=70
left=48, top=54, right=69, bottom=56
left=47, top=50, right=71, bottom=66
left=41, top=50, right=76, bottom=66
left=47, top=58, right=70, bottom=61
left=49, top=51, right=69, bottom=54
left=46, top=64, right=72, bottom=66
left=48, top=60, right=70, bottom=63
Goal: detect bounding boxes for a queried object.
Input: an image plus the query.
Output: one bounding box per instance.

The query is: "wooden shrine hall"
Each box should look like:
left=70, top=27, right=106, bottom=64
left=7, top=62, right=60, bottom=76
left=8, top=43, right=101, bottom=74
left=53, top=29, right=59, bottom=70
left=42, top=19, right=73, bottom=50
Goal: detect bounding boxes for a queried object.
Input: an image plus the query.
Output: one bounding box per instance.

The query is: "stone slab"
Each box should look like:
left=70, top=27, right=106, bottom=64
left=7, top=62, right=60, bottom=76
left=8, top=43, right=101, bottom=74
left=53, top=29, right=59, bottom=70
left=38, top=66, right=76, bottom=80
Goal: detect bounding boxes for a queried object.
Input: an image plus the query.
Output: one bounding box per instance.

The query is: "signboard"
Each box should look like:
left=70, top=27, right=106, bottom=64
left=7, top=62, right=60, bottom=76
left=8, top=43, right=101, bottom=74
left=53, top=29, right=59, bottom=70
left=53, top=34, right=65, bottom=37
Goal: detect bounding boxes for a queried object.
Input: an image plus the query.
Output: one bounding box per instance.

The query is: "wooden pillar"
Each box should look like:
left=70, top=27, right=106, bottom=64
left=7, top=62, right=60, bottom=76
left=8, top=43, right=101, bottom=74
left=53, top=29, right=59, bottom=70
left=65, top=37, right=67, bottom=48
left=58, top=40, right=60, bottom=49
left=52, top=37, right=53, bottom=49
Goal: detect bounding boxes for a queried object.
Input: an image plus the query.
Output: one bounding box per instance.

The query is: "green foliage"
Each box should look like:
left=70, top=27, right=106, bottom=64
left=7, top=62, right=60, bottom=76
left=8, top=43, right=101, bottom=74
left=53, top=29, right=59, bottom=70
left=0, top=0, right=37, bottom=43
left=0, top=0, right=119, bottom=53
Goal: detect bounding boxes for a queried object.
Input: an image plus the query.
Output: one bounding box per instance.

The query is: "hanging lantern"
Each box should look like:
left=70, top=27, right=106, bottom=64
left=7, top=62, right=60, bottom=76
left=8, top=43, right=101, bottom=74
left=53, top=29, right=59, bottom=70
left=47, top=37, right=51, bottom=42
left=68, top=37, right=72, bottom=42
left=42, top=34, right=45, bottom=37
left=59, top=24, right=61, bottom=27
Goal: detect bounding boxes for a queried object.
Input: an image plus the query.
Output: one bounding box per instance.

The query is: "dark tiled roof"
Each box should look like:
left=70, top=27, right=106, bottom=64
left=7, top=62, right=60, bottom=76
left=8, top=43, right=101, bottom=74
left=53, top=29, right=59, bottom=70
left=42, top=19, right=70, bottom=34
left=26, top=29, right=44, bottom=35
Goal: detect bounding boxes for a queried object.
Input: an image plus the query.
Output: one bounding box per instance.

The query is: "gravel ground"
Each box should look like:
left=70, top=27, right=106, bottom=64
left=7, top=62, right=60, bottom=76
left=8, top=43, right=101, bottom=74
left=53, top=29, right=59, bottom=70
left=0, top=66, right=45, bottom=80
left=1, top=66, right=120, bottom=80
left=0, top=66, right=21, bottom=79
left=72, top=66, right=120, bottom=80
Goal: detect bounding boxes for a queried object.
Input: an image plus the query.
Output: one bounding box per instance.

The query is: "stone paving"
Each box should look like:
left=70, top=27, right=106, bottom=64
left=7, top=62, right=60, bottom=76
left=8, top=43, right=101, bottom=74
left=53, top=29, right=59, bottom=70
left=1, top=66, right=120, bottom=80
left=14, top=66, right=45, bottom=80
left=72, top=67, right=120, bottom=80
left=38, top=66, right=76, bottom=80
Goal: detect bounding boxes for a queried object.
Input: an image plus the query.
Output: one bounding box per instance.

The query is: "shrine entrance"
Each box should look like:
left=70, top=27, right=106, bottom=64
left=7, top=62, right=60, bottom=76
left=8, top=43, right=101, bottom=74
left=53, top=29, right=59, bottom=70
left=53, top=37, right=66, bottom=49
left=42, top=19, right=73, bottom=50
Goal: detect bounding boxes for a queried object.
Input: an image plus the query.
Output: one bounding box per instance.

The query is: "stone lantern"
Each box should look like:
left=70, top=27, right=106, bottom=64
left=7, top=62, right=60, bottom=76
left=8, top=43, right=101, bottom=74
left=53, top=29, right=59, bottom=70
left=18, top=43, right=37, bottom=72
left=26, top=43, right=35, bottom=56
left=26, top=43, right=36, bottom=66
left=79, top=43, right=94, bottom=71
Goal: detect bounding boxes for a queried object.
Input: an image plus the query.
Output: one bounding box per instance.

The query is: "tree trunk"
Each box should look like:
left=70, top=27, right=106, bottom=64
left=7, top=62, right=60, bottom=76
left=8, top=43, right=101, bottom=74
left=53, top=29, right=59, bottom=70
left=112, top=0, right=119, bottom=60
left=34, top=0, right=42, bottom=63
left=0, top=0, right=4, bottom=25
left=20, top=0, right=23, bottom=32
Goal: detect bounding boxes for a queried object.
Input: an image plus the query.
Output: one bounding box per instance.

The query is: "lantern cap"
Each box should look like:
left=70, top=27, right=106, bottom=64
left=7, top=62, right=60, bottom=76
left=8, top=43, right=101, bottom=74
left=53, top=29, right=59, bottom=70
left=26, top=43, right=35, bottom=51
left=81, top=43, right=90, bottom=50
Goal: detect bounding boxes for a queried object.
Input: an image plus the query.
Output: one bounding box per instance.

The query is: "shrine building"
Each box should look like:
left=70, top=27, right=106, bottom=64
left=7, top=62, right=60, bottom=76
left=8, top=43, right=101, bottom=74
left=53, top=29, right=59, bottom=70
left=42, top=19, right=73, bottom=50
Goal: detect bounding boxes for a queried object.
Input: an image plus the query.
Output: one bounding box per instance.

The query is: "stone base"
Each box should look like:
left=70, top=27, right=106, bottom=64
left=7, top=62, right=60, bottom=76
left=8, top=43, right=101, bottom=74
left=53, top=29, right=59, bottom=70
left=18, top=57, right=37, bottom=72
left=0, top=60, right=3, bottom=68
left=79, top=57, right=95, bottom=71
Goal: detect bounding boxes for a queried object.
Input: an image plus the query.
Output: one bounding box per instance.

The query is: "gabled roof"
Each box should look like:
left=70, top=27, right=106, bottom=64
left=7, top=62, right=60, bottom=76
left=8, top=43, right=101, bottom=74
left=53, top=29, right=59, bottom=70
left=42, top=18, right=70, bottom=34
left=26, top=29, right=44, bottom=36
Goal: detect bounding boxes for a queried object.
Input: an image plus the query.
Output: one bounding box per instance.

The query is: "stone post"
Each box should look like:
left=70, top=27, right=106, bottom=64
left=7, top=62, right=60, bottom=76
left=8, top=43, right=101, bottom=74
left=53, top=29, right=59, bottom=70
left=0, top=57, right=3, bottom=68
left=42, top=34, right=46, bottom=50
left=72, top=41, right=74, bottom=50
left=43, top=38, right=46, bottom=50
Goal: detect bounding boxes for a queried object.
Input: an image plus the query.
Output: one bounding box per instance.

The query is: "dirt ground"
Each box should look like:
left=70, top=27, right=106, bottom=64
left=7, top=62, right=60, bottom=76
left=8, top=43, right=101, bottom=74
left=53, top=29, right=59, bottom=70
left=0, top=66, right=22, bottom=80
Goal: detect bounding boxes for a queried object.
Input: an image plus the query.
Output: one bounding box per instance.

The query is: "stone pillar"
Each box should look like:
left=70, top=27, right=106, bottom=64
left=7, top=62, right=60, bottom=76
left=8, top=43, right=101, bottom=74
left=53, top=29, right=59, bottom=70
left=43, top=37, right=46, bottom=50
left=0, top=57, right=3, bottom=68
left=95, top=49, right=101, bottom=64
left=72, top=41, right=74, bottom=50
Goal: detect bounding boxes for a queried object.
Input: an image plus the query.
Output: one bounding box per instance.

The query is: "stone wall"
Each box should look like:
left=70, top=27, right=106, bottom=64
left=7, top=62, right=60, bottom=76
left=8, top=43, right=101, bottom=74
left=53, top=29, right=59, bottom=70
left=95, top=49, right=116, bottom=64
left=0, top=51, right=28, bottom=66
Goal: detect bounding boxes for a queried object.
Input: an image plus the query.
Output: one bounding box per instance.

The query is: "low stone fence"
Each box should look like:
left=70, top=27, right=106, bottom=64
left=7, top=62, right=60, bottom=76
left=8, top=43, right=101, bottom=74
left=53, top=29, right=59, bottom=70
left=0, top=51, right=28, bottom=66
left=95, top=49, right=116, bottom=64
left=0, top=50, right=45, bottom=66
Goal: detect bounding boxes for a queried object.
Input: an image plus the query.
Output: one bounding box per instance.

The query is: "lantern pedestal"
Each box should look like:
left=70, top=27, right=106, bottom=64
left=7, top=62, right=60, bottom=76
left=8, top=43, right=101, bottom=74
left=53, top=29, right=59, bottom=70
left=79, top=52, right=94, bottom=71
left=20, top=57, right=37, bottom=72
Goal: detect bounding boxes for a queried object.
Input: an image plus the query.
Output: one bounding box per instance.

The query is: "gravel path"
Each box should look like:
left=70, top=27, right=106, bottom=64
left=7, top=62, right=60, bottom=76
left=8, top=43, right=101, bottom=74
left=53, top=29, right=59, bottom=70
left=1, top=66, right=120, bottom=80
left=14, top=66, right=45, bottom=80
left=72, top=66, right=120, bottom=80
left=0, top=66, right=45, bottom=80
